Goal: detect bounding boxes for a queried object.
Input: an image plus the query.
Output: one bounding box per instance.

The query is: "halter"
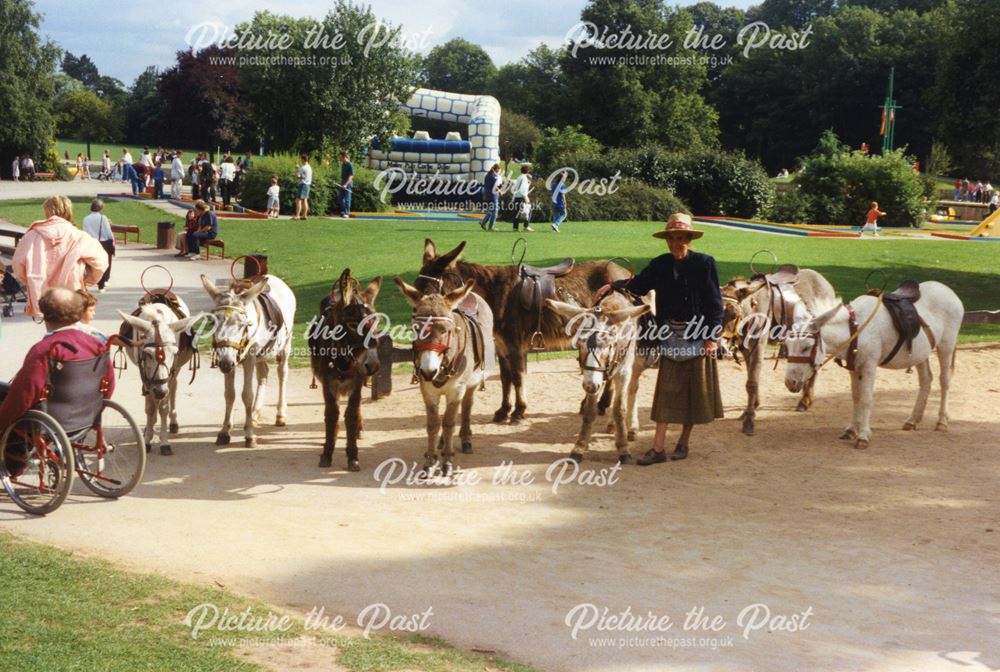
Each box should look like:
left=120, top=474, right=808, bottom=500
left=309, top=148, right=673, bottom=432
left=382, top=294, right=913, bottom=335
left=316, top=294, right=377, bottom=380
left=574, top=311, right=629, bottom=391
left=136, top=320, right=177, bottom=395
left=786, top=296, right=884, bottom=372
left=211, top=303, right=255, bottom=364
left=411, top=313, right=465, bottom=387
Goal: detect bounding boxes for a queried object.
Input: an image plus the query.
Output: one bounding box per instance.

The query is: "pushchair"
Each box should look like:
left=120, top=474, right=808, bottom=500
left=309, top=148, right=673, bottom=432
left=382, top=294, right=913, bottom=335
left=95, top=165, right=115, bottom=181
left=1, top=268, right=27, bottom=317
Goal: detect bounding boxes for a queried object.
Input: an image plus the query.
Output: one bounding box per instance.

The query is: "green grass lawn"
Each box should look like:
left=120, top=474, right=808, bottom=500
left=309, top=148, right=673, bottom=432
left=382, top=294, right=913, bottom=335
left=55, top=139, right=253, bottom=162
left=2, top=198, right=998, bottom=364
left=0, top=532, right=536, bottom=672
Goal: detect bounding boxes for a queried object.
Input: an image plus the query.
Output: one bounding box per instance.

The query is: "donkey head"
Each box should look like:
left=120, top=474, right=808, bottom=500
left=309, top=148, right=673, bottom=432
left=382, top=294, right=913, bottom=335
left=784, top=302, right=843, bottom=393
left=201, top=274, right=267, bottom=374
left=396, top=276, right=475, bottom=382
left=118, top=305, right=196, bottom=399
left=546, top=294, right=650, bottom=394
left=721, top=277, right=766, bottom=342
left=414, top=238, right=467, bottom=295
left=315, top=268, right=383, bottom=378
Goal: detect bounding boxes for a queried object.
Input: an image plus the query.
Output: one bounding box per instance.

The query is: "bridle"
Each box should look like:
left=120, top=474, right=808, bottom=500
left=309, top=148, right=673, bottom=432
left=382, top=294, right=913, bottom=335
left=211, top=303, right=255, bottom=364
left=786, top=296, right=884, bottom=372
left=412, top=312, right=466, bottom=387
left=316, top=296, right=376, bottom=379
left=134, top=320, right=176, bottom=395
left=574, top=310, right=629, bottom=390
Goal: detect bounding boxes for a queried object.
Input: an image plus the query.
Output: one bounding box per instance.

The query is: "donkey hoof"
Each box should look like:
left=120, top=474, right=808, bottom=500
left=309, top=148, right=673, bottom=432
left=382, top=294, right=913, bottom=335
left=627, top=430, right=637, bottom=442
left=902, top=421, right=917, bottom=431
left=318, top=455, right=332, bottom=468
left=492, top=409, right=510, bottom=423
left=854, top=439, right=869, bottom=450
left=347, top=459, right=360, bottom=472
left=569, top=452, right=583, bottom=464
left=275, top=416, right=286, bottom=427
left=795, top=401, right=809, bottom=412
left=159, top=445, right=173, bottom=456
left=461, top=441, right=473, bottom=454
left=510, top=409, right=526, bottom=422
left=935, top=422, right=948, bottom=432
left=168, top=422, right=179, bottom=434
left=741, top=419, right=755, bottom=436
left=245, top=437, right=257, bottom=448
left=440, top=461, right=454, bottom=478
left=419, top=460, right=439, bottom=479
left=840, top=429, right=857, bottom=441
left=618, top=453, right=633, bottom=465
left=215, top=433, right=231, bottom=445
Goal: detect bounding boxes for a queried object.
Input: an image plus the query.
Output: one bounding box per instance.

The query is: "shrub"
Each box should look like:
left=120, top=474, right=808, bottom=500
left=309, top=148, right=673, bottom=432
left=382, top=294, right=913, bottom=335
left=41, top=148, right=73, bottom=181
left=502, top=177, right=688, bottom=223
left=763, top=188, right=812, bottom=224
left=533, top=125, right=603, bottom=173
left=557, top=146, right=773, bottom=218
left=326, top=165, right=392, bottom=214
left=240, top=154, right=332, bottom=215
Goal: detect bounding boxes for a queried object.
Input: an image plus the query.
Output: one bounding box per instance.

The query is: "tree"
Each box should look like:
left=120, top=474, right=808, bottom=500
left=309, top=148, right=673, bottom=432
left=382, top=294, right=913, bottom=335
left=158, top=48, right=250, bottom=150
left=124, top=67, right=163, bottom=145
left=237, top=4, right=417, bottom=156
left=499, top=111, right=543, bottom=161
left=533, top=125, right=603, bottom=172
left=491, top=45, right=568, bottom=128
left=420, top=38, right=496, bottom=94
left=55, top=89, right=120, bottom=157
left=0, top=0, right=59, bottom=177
left=682, top=2, right=746, bottom=82
left=62, top=52, right=99, bottom=88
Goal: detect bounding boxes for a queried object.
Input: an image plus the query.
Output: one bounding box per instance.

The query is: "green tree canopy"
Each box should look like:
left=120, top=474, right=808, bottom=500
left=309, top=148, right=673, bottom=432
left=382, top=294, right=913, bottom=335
left=55, top=89, right=120, bottom=157
left=420, top=38, right=497, bottom=94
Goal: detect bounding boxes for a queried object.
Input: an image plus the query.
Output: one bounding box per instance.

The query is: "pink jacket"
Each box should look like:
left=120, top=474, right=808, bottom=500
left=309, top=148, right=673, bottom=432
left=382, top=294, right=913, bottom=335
left=11, top=216, right=108, bottom=317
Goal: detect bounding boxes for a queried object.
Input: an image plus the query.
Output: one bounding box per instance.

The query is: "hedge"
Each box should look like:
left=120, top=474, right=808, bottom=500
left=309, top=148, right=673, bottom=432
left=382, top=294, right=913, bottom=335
left=497, top=177, right=688, bottom=223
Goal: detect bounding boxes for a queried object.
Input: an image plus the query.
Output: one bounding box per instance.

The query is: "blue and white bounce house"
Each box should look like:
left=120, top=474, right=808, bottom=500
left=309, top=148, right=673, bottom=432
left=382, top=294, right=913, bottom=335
left=366, top=87, right=501, bottom=191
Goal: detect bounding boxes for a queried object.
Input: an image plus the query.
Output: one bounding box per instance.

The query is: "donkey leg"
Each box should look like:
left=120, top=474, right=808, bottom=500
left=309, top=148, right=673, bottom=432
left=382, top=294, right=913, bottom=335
left=572, top=392, right=599, bottom=462
left=318, top=381, right=339, bottom=468
left=143, top=395, right=156, bottom=454
left=440, top=396, right=461, bottom=477
left=422, top=395, right=442, bottom=476
left=168, top=375, right=179, bottom=434
left=625, top=363, right=644, bottom=442
left=612, top=376, right=630, bottom=464
left=344, top=384, right=362, bottom=472
left=935, top=346, right=954, bottom=431
left=157, top=397, right=172, bottom=456
left=252, top=358, right=270, bottom=425
left=460, top=386, right=475, bottom=454
left=275, top=347, right=289, bottom=426
left=740, top=347, right=762, bottom=435
left=493, top=355, right=512, bottom=422
left=242, top=359, right=257, bottom=448
left=854, top=363, right=878, bottom=449
left=217, top=370, right=236, bottom=445
left=903, top=361, right=933, bottom=430
left=597, top=386, right=612, bottom=417
left=798, top=368, right=818, bottom=412
left=510, top=349, right=528, bottom=422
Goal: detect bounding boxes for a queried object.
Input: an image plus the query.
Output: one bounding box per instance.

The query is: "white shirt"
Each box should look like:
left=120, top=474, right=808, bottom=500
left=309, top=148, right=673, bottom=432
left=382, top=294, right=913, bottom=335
left=12, top=160, right=19, bottom=175
left=142, top=152, right=152, bottom=166
left=102, top=155, right=111, bottom=171
left=512, top=174, right=531, bottom=199
left=219, top=162, right=236, bottom=181
left=171, top=157, right=184, bottom=180
left=267, top=185, right=280, bottom=198
left=123, top=152, right=133, bottom=165
left=297, top=163, right=313, bottom=186
left=82, top=212, right=113, bottom=243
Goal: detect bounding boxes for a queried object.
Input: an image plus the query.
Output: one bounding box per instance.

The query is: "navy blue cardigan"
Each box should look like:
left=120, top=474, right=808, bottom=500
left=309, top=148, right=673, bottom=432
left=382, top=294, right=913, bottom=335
left=624, top=251, right=724, bottom=336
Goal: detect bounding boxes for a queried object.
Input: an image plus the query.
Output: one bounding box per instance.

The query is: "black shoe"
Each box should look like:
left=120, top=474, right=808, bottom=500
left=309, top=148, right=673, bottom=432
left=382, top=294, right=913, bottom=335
left=670, top=444, right=688, bottom=461
left=637, top=448, right=667, bottom=466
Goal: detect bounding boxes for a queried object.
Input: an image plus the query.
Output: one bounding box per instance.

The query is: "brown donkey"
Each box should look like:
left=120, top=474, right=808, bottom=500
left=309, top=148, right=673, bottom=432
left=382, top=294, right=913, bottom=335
left=414, top=239, right=629, bottom=423
left=309, top=269, right=382, bottom=471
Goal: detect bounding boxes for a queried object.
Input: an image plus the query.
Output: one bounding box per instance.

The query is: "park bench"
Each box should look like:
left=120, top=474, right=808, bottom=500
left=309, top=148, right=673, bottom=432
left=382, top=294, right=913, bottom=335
left=201, top=239, right=225, bottom=260
left=111, top=224, right=140, bottom=245
left=33, top=172, right=55, bottom=181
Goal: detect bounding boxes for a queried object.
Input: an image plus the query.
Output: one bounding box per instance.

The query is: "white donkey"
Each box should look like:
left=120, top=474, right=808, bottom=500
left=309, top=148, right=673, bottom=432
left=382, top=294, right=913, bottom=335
left=117, top=298, right=198, bottom=455
left=784, top=281, right=963, bottom=449
left=395, top=277, right=495, bottom=478
left=547, top=292, right=650, bottom=463
left=200, top=274, right=296, bottom=448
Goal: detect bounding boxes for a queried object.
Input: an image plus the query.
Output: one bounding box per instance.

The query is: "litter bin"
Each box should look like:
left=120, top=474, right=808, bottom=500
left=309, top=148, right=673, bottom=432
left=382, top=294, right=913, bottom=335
left=156, top=221, right=175, bottom=250
left=246, top=254, right=268, bottom=278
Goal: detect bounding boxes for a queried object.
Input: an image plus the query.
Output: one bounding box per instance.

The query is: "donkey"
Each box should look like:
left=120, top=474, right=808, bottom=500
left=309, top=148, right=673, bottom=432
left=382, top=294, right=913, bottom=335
left=200, top=274, right=296, bottom=448
left=721, top=268, right=836, bottom=435
left=546, top=293, right=650, bottom=463
left=117, top=298, right=197, bottom=455
left=395, top=277, right=495, bottom=477
left=784, top=281, right=963, bottom=449
left=309, top=269, right=382, bottom=472
left=414, top=239, right=629, bottom=424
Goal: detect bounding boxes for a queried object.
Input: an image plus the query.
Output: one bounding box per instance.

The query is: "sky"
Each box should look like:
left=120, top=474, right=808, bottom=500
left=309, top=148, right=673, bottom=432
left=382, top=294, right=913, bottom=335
left=35, top=0, right=758, bottom=86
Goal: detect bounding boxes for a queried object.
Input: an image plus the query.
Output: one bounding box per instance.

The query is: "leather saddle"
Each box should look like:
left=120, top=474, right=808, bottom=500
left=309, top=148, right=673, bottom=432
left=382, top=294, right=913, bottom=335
left=517, top=258, right=575, bottom=313
left=873, top=281, right=932, bottom=364
left=762, top=264, right=800, bottom=287
left=119, top=290, right=193, bottom=350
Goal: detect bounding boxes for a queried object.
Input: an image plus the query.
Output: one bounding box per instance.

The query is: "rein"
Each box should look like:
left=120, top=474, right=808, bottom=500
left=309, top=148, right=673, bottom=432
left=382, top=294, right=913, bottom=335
left=787, top=295, right=885, bottom=372
left=412, top=314, right=466, bottom=387
left=211, top=303, right=256, bottom=364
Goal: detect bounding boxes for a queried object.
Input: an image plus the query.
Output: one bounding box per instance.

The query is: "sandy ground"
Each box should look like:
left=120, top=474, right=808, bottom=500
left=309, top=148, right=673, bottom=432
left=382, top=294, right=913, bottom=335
left=1, top=235, right=999, bottom=671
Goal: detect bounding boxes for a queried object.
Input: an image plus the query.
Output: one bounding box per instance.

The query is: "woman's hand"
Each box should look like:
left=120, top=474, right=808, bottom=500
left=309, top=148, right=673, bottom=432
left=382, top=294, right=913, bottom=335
left=704, top=340, right=719, bottom=355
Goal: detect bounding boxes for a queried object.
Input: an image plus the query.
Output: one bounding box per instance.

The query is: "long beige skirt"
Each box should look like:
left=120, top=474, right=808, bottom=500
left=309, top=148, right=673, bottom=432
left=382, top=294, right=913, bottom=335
left=650, top=355, right=724, bottom=425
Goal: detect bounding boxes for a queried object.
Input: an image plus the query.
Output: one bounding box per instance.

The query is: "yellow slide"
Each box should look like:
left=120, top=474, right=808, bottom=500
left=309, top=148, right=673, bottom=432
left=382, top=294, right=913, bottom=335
left=970, top=208, right=1000, bottom=237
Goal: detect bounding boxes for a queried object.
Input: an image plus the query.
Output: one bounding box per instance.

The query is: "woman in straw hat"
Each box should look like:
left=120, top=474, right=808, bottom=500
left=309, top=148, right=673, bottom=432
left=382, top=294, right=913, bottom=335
left=615, top=213, right=724, bottom=464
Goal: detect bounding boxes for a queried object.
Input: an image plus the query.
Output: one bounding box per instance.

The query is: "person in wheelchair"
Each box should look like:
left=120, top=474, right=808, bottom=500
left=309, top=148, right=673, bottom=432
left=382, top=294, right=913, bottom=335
left=0, top=288, right=114, bottom=475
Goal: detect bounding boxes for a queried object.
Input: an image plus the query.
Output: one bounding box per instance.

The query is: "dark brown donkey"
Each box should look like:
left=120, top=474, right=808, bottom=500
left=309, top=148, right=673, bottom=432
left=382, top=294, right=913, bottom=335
left=414, top=239, right=629, bottom=422
left=309, top=268, right=382, bottom=471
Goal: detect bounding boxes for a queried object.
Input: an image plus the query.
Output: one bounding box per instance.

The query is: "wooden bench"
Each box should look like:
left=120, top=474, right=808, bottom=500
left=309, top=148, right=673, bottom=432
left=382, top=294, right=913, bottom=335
left=111, top=224, right=140, bottom=245
left=33, top=172, right=55, bottom=181
left=201, top=239, right=225, bottom=260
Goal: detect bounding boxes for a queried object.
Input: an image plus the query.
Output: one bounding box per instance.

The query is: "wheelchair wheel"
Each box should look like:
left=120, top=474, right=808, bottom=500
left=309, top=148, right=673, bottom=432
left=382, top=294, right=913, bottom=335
left=0, top=410, right=75, bottom=515
left=73, top=400, right=146, bottom=498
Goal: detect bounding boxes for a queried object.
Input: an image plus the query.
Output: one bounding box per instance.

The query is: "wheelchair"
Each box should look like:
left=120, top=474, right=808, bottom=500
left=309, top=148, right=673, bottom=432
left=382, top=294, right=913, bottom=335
left=0, top=351, right=146, bottom=515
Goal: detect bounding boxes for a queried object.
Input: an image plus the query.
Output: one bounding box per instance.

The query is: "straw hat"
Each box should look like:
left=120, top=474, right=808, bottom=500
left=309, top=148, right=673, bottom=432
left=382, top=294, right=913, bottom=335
left=652, top=213, right=703, bottom=240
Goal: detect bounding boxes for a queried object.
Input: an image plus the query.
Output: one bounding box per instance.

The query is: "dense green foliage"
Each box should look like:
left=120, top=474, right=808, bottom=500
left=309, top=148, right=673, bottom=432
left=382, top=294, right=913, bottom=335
left=420, top=38, right=497, bottom=94
left=240, top=154, right=333, bottom=215
left=505, top=178, right=689, bottom=223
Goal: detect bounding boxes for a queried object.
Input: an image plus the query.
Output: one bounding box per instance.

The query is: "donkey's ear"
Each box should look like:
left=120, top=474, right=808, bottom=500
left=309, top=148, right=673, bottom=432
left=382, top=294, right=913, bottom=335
left=438, top=241, right=466, bottom=269
left=363, top=276, right=382, bottom=305
left=605, top=303, right=651, bottom=325
left=545, top=298, right=585, bottom=320
left=119, top=310, right=152, bottom=334
left=239, top=277, right=268, bottom=303
left=169, top=315, right=200, bottom=334
left=200, top=274, right=221, bottom=301
left=339, top=268, right=354, bottom=305
left=443, top=280, right=475, bottom=309
left=812, top=301, right=843, bottom=328
left=423, top=239, right=438, bottom=263
left=394, top=276, right=423, bottom=307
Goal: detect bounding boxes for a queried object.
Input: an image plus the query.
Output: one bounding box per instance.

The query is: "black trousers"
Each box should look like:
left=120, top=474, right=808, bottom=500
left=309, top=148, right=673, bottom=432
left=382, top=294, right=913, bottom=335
left=98, top=239, right=115, bottom=289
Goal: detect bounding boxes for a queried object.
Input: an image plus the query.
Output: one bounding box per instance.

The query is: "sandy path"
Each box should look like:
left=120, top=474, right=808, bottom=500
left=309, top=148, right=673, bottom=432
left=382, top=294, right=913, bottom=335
left=1, top=242, right=998, bottom=670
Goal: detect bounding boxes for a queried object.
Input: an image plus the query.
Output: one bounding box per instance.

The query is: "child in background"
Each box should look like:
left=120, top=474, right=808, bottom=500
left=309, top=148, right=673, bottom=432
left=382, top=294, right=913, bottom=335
left=153, top=162, right=165, bottom=199
left=75, top=290, right=108, bottom=344
left=862, top=201, right=887, bottom=238
left=266, top=176, right=281, bottom=218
